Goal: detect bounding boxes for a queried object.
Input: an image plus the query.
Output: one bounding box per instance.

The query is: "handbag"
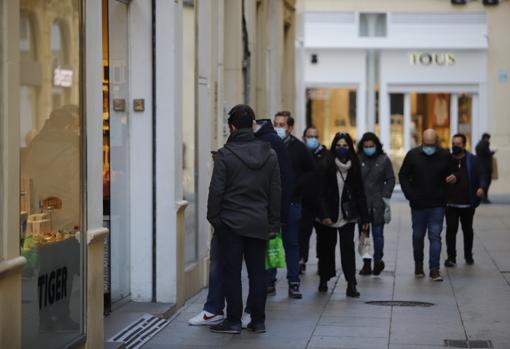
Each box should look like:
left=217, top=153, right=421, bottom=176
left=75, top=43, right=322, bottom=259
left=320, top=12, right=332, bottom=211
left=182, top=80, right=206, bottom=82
left=265, top=233, right=286, bottom=270
left=492, top=157, right=498, bottom=180
left=338, top=169, right=360, bottom=221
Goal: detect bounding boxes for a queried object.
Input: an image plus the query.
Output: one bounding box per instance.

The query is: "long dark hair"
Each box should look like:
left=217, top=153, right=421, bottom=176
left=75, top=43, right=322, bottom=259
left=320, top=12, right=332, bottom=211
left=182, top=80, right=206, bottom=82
left=357, top=132, right=384, bottom=155
left=330, top=132, right=361, bottom=172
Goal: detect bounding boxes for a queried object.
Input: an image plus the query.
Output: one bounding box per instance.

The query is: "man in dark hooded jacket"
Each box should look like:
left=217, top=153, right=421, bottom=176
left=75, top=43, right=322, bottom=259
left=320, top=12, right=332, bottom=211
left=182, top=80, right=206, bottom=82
left=208, top=105, right=281, bottom=334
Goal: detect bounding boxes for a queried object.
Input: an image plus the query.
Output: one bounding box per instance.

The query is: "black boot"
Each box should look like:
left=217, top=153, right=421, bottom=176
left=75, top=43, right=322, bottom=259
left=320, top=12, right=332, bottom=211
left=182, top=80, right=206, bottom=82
left=359, top=259, right=372, bottom=276
left=346, top=282, right=360, bottom=298
left=373, top=260, right=385, bottom=275
left=288, top=282, right=303, bottom=299
left=318, top=277, right=328, bottom=293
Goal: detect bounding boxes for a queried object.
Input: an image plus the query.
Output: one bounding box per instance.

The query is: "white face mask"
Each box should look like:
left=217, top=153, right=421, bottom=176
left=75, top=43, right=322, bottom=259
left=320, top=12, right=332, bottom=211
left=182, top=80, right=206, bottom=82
left=275, top=127, right=286, bottom=139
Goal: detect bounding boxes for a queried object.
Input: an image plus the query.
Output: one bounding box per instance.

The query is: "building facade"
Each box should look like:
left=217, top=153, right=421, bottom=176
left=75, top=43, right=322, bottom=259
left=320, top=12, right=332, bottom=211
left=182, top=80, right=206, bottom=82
left=0, top=0, right=296, bottom=348
left=296, top=0, right=510, bottom=192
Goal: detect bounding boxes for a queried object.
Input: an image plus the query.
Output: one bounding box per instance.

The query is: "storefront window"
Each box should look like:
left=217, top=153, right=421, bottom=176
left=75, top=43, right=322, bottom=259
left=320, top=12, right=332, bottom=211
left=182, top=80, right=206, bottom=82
left=306, top=87, right=358, bottom=146
left=458, top=94, right=473, bottom=150
left=19, top=1, right=84, bottom=348
left=182, top=2, right=198, bottom=265
left=389, top=93, right=405, bottom=179
left=411, top=93, right=451, bottom=148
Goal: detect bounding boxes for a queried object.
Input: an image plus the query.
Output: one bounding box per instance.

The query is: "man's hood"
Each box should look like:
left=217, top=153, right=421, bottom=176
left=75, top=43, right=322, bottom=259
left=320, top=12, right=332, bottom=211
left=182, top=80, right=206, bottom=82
left=225, top=129, right=272, bottom=170
left=254, top=119, right=276, bottom=137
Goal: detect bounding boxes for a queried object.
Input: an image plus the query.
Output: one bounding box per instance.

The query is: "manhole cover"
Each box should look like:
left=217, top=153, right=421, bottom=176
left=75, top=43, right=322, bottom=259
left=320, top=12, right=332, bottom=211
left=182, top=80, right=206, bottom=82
left=365, top=300, right=434, bottom=307
left=444, top=339, right=493, bottom=348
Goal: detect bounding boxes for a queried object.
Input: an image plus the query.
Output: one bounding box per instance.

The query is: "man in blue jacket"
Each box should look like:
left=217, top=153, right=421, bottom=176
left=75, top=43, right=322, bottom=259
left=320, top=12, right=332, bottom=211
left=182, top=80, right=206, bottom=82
left=445, top=133, right=487, bottom=267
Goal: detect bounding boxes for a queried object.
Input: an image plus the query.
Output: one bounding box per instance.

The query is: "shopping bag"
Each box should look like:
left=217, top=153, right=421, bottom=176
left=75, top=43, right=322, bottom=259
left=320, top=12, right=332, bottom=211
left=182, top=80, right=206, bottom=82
left=492, top=157, right=498, bottom=180
left=265, top=233, right=286, bottom=270
left=357, top=232, right=372, bottom=259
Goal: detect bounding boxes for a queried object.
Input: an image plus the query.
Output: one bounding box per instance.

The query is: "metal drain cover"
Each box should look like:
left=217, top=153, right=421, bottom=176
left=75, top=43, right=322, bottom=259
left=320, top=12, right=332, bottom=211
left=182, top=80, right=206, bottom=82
left=107, top=313, right=169, bottom=349
left=444, top=339, right=493, bottom=348
left=366, top=300, right=434, bottom=307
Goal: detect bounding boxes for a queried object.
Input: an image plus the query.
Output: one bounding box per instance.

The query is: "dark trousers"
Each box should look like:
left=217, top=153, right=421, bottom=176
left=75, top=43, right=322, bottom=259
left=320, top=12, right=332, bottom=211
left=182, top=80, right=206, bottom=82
left=203, top=233, right=224, bottom=315
left=266, top=203, right=302, bottom=285
left=445, top=206, right=475, bottom=261
left=316, top=222, right=357, bottom=284
left=299, top=204, right=315, bottom=263
left=217, top=225, right=267, bottom=325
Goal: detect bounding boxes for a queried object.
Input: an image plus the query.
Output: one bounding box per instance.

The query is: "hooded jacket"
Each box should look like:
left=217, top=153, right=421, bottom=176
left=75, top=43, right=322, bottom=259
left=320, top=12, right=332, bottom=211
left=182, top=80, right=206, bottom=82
left=255, top=119, right=292, bottom=224
left=207, top=128, right=281, bottom=240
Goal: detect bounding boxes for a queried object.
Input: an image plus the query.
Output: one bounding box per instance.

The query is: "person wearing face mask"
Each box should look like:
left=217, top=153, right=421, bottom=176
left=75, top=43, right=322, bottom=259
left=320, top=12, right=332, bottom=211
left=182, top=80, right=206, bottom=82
left=269, top=111, right=316, bottom=299
left=399, top=129, right=458, bottom=282
left=445, top=134, right=487, bottom=267
left=357, top=132, right=395, bottom=276
left=315, top=132, right=369, bottom=296
left=299, top=126, right=329, bottom=273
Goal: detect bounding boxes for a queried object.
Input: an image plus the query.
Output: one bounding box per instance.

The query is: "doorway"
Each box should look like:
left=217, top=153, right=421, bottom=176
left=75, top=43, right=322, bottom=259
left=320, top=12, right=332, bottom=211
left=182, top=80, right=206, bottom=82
left=389, top=91, right=475, bottom=177
left=102, top=0, right=131, bottom=313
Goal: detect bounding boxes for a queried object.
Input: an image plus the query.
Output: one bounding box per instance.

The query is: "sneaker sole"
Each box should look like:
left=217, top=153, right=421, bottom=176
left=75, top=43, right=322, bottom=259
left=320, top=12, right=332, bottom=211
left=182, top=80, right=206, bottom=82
left=431, top=278, right=443, bottom=282
left=415, top=274, right=425, bottom=278
left=189, top=318, right=224, bottom=326
left=248, top=328, right=266, bottom=333
left=209, top=329, right=241, bottom=334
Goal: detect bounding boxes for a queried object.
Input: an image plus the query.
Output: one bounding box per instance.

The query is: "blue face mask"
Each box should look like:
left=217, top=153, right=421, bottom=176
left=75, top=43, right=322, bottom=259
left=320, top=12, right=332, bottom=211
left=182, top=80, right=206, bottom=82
left=306, top=138, right=319, bottom=150
left=275, top=127, right=286, bottom=139
left=335, top=147, right=350, bottom=159
left=363, top=147, right=376, bottom=157
left=422, top=145, right=437, bottom=156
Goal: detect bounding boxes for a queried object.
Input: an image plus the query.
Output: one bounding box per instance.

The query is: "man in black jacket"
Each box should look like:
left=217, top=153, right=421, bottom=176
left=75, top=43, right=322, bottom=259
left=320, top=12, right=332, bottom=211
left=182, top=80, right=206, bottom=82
left=208, top=105, right=281, bottom=334
left=271, top=111, right=316, bottom=299
left=399, top=129, right=457, bottom=282
left=445, top=133, right=487, bottom=267
left=475, top=133, right=495, bottom=203
left=299, top=126, right=329, bottom=273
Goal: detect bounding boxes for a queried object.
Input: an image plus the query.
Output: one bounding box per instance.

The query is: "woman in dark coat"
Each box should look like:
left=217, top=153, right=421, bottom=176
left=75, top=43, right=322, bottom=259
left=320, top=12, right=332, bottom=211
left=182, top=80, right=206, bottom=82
left=357, top=132, right=395, bottom=276
left=316, top=132, right=369, bottom=296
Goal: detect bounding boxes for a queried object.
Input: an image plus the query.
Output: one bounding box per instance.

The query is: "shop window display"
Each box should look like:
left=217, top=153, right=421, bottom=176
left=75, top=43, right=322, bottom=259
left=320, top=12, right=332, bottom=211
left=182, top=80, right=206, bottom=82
left=19, top=1, right=84, bottom=348
left=306, top=87, right=358, bottom=146
left=182, top=2, right=198, bottom=265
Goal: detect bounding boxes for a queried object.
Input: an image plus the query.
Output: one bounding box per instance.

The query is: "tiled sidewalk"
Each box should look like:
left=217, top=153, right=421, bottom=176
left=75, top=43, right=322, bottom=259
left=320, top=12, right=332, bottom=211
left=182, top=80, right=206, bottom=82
left=144, top=193, right=510, bottom=349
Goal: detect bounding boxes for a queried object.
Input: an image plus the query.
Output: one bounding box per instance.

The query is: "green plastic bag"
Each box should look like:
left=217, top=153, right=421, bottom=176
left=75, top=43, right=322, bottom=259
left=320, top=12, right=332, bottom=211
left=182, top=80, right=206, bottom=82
left=265, top=233, right=286, bottom=270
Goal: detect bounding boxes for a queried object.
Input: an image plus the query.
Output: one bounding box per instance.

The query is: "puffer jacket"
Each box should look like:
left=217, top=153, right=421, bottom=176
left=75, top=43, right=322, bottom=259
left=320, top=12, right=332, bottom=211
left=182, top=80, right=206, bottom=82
left=359, top=153, right=395, bottom=225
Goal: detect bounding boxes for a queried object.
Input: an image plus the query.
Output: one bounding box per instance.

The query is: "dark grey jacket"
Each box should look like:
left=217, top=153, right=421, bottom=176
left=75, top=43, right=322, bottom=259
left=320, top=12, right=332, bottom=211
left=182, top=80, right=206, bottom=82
left=207, top=129, right=281, bottom=240
left=359, top=153, right=395, bottom=225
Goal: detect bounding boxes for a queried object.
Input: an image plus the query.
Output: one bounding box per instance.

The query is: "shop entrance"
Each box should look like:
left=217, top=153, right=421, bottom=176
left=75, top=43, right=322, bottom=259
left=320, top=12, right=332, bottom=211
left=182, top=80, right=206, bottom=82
left=305, top=87, right=358, bottom=146
left=102, top=0, right=131, bottom=313
left=389, top=92, right=474, bottom=177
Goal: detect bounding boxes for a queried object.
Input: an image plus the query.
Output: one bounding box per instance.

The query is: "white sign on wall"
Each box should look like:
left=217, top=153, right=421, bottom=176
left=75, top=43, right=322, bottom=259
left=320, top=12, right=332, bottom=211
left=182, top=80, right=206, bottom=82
left=53, top=67, right=73, bottom=87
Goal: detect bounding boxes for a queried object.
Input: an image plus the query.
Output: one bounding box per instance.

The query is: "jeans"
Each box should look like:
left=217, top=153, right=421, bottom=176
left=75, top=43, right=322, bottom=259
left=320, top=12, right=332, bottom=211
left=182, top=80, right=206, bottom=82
left=372, top=224, right=384, bottom=262
left=445, top=206, right=475, bottom=261
left=203, top=233, right=224, bottom=315
left=266, top=203, right=301, bottom=285
left=299, top=204, right=315, bottom=263
left=411, top=207, right=445, bottom=270
left=217, top=225, right=267, bottom=324
left=316, top=222, right=357, bottom=284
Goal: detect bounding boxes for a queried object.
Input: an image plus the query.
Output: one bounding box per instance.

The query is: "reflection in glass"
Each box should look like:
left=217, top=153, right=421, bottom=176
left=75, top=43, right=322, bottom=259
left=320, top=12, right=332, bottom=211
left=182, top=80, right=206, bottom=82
left=389, top=94, right=404, bottom=181
left=20, top=1, right=83, bottom=348
left=411, top=93, right=451, bottom=148
left=458, top=95, right=473, bottom=150
left=182, top=2, right=197, bottom=265
left=306, top=88, right=358, bottom=147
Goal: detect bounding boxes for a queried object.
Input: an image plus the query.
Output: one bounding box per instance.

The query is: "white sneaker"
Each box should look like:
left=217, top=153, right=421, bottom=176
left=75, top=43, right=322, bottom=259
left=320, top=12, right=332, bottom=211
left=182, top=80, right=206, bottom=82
left=188, top=310, right=224, bottom=326
left=241, top=312, right=251, bottom=329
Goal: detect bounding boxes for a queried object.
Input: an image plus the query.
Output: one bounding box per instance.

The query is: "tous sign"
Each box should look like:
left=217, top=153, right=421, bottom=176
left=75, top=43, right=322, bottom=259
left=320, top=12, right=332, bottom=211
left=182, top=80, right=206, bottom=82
left=409, top=52, right=456, bottom=66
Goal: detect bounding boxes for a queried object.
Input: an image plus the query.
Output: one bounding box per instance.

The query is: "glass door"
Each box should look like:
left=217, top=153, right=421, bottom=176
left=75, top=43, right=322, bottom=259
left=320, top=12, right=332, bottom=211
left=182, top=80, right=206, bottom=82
left=106, top=0, right=131, bottom=303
